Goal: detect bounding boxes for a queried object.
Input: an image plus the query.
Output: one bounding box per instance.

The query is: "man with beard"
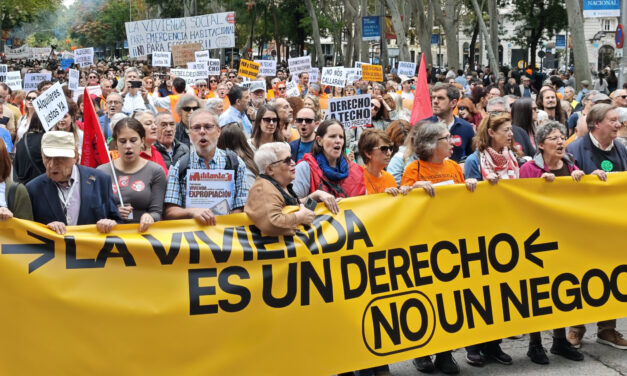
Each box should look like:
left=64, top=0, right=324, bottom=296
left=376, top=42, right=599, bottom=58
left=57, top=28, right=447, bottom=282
left=249, top=82, right=267, bottom=119
left=273, top=97, right=294, bottom=134
left=289, top=107, right=318, bottom=162
left=537, top=87, right=565, bottom=124
left=164, top=109, right=249, bottom=225
left=154, top=111, right=189, bottom=169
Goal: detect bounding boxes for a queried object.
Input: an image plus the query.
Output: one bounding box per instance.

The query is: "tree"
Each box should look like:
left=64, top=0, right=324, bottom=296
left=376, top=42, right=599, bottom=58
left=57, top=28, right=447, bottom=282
left=565, top=0, right=590, bottom=89
left=304, top=0, right=324, bottom=66
left=386, top=0, right=409, bottom=61
left=412, top=0, right=434, bottom=67
left=469, top=0, right=498, bottom=75
left=1, top=0, right=60, bottom=31
left=431, top=0, right=461, bottom=70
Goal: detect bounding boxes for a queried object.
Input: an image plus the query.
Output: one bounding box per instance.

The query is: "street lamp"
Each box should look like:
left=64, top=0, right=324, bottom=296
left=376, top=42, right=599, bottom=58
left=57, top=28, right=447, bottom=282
left=524, top=27, right=533, bottom=67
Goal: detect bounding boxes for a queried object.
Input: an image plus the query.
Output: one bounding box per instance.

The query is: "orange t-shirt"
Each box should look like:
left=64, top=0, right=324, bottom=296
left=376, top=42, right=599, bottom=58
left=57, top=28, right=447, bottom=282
left=362, top=167, right=397, bottom=194
left=288, top=127, right=300, bottom=142
left=400, top=159, right=464, bottom=186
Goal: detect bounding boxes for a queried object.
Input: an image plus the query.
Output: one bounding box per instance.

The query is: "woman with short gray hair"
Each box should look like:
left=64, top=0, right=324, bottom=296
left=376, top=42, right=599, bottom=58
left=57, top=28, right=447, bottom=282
left=174, top=94, right=202, bottom=146
left=400, top=121, right=477, bottom=197
left=205, top=98, right=224, bottom=115
left=244, top=142, right=338, bottom=236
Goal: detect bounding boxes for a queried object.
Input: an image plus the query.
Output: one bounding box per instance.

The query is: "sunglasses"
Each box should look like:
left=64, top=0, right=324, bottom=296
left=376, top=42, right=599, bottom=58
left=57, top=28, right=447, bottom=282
left=197, top=84, right=207, bottom=87
left=271, top=156, right=294, bottom=165
left=89, top=76, right=98, bottom=79
left=278, top=87, right=286, bottom=91
left=25, top=96, right=37, bottom=101
left=209, top=80, right=217, bottom=83
left=228, top=75, right=236, bottom=79
left=262, top=117, right=278, bottom=123
left=374, top=146, right=393, bottom=153
left=295, top=118, right=315, bottom=124
left=182, top=106, right=200, bottom=112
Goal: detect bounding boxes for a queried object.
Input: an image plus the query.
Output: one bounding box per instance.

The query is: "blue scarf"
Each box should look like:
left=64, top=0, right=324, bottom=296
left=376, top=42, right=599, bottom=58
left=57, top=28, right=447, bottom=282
left=315, top=153, right=349, bottom=181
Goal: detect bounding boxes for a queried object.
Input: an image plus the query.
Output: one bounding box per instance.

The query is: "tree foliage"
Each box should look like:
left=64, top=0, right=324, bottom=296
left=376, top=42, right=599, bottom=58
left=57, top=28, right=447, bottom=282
left=0, top=0, right=61, bottom=30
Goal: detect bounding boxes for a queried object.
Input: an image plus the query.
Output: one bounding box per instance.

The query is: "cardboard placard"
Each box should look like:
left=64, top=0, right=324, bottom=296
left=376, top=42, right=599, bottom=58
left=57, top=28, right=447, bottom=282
left=188, top=62, right=209, bottom=80
left=238, top=59, right=260, bottom=79
left=23, top=73, right=52, bottom=92
left=172, top=43, right=202, bottom=67
left=6, top=71, right=22, bottom=91
left=320, top=66, right=346, bottom=88
left=125, top=12, right=236, bottom=58
left=74, top=47, right=94, bottom=67
left=32, top=82, right=69, bottom=132
left=68, top=69, right=80, bottom=91
left=328, top=94, right=372, bottom=128
left=254, top=60, right=277, bottom=77
left=397, top=61, right=417, bottom=76
left=207, top=59, right=221, bottom=76
left=361, top=64, right=383, bottom=82
left=185, top=169, right=235, bottom=215
left=288, top=56, right=312, bottom=75
left=152, top=52, right=171, bottom=67
left=170, top=69, right=196, bottom=85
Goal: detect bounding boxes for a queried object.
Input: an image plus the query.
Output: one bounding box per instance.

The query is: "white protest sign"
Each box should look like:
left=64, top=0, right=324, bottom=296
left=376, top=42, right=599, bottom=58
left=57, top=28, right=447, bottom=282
left=285, top=81, right=301, bottom=97
left=6, top=72, right=22, bottom=91
left=328, top=94, right=372, bottom=128
left=0, top=65, right=7, bottom=83
left=32, top=82, right=69, bottom=132
left=61, top=51, right=74, bottom=59
left=188, top=62, right=209, bottom=80
left=354, top=61, right=367, bottom=70
left=30, top=47, right=52, bottom=59
left=320, top=66, right=345, bottom=88
left=239, top=80, right=266, bottom=93
left=170, top=69, right=196, bottom=85
left=309, top=67, right=319, bottom=82
left=397, top=61, right=417, bottom=76
left=74, top=47, right=94, bottom=67
left=185, top=169, right=235, bottom=215
left=207, top=59, right=221, bottom=76
left=344, top=68, right=361, bottom=83
left=254, top=60, right=277, bottom=77
left=6, top=45, right=30, bottom=60
left=152, top=51, right=171, bottom=67
left=24, top=73, right=52, bottom=92
left=195, top=50, right=210, bottom=62
left=68, top=69, right=80, bottom=91
left=125, top=12, right=235, bottom=58
left=288, top=56, right=312, bottom=75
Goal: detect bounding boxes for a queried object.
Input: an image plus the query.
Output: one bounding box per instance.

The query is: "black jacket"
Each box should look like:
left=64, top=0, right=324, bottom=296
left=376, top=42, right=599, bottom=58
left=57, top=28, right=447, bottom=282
left=13, top=132, right=45, bottom=184
left=154, top=139, right=190, bottom=169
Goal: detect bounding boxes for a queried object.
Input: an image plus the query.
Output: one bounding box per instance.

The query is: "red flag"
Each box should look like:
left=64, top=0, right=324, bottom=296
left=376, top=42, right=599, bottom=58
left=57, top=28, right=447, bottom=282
left=80, top=88, right=109, bottom=167
left=409, top=53, right=433, bottom=125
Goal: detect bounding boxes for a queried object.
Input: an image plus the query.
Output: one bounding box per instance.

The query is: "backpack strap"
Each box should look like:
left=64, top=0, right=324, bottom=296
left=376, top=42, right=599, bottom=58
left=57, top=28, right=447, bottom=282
left=223, top=149, right=239, bottom=185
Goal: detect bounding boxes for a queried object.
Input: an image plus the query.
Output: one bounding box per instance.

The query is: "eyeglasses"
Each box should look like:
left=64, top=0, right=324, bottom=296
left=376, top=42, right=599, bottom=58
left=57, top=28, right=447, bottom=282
left=262, top=117, right=278, bottom=123
left=182, top=106, right=200, bottom=112
left=209, top=80, right=217, bottom=83
left=278, top=87, right=286, bottom=91
left=89, top=75, right=98, bottom=79
left=438, top=135, right=452, bottom=141
left=228, top=75, right=236, bottom=79
left=191, top=124, right=217, bottom=132
left=270, top=156, right=294, bottom=166
left=295, top=117, right=315, bottom=124
left=197, top=84, right=207, bottom=87
left=545, top=136, right=567, bottom=142
left=25, top=96, right=37, bottom=101
left=373, top=145, right=393, bottom=153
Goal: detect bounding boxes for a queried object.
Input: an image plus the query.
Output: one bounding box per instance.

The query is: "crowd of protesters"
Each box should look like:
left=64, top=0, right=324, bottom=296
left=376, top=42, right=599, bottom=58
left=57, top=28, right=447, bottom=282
left=0, top=56, right=625, bottom=375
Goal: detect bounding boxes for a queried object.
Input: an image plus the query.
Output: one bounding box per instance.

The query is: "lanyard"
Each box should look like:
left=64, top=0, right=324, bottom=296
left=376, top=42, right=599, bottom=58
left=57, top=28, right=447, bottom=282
left=57, top=180, right=77, bottom=221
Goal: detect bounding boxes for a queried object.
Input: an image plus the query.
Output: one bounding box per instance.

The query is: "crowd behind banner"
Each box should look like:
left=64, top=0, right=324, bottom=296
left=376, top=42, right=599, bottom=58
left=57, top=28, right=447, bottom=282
left=0, top=50, right=625, bottom=375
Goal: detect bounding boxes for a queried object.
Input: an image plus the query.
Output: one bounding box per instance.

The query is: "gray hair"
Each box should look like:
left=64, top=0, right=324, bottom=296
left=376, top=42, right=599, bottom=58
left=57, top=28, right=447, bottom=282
left=587, top=103, right=617, bottom=132
left=124, top=67, right=141, bottom=77
left=582, top=90, right=600, bottom=103
left=189, top=108, right=219, bottom=128
left=413, top=121, right=447, bottom=160
left=205, top=98, right=223, bottom=112
left=254, top=142, right=290, bottom=173
left=564, top=86, right=575, bottom=94
left=617, top=107, right=627, bottom=123
left=155, top=110, right=175, bottom=124
left=175, top=94, right=202, bottom=115
left=486, top=96, right=510, bottom=112
left=535, top=121, right=566, bottom=145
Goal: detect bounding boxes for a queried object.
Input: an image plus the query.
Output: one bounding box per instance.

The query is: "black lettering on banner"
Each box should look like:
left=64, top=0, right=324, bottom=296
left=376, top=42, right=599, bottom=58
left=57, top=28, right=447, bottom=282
left=235, top=226, right=255, bottom=261
left=463, top=286, right=493, bottom=328
left=142, top=233, right=182, bottom=264
left=217, top=266, right=251, bottom=312
left=315, top=215, right=346, bottom=254
left=500, top=280, right=530, bottom=321
left=189, top=268, right=217, bottom=315
left=193, top=228, right=233, bottom=263
left=430, top=241, right=460, bottom=282
left=459, top=237, right=489, bottom=278
left=581, top=269, right=611, bottom=307
left=611, top=264, right=627, bottom=302
left=65, top=236, right=99, bottom=269
left=436, top=291, right=464, bottom=333
left=185, top=231, right=201, bottom=264
left=344, top=210, right=373, bottom=250
left=262, top=262, right=297, bottom=308
left=341, top=254, right=367, bottom=299
left=372, top=302, right=401, bottom=348
left=96, top=236, right=136, bottom=267
left=300, top=258, right=333, bottom=305
left=409, top=244, right=433, bottom=287
left=295, top=224, right=319, bottom=255
left=400, top=298, right=429, bottom=342
left=387, top=248, right=412, bottom=291
left=529, top=276, right=553, bottom=316
left=250, top=225, right=285, bottom=260
left=551, top=273, right=583, bottom=311
left=284, top=235, right=297, bottom=258
left=368, top=250, right=390, bottom=294
left=488, top=233, right=519, bottom=273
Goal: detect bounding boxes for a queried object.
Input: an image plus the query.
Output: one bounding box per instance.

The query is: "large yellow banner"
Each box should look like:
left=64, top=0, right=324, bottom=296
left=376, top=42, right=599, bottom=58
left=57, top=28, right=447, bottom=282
left=0, top=175, right=626, bottom=375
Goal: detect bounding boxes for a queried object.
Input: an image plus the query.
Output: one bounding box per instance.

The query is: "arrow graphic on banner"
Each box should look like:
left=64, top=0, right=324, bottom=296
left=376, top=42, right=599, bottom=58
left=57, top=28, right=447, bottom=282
left=2, top=231, right=55, bottom=273
left=524, top=228, right=558, bottom=268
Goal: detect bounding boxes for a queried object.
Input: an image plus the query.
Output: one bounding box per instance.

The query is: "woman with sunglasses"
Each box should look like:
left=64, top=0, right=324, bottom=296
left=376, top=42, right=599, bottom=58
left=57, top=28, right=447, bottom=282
left=244, top=142, right=338, bottom=236
left=457, top=97, right=481, bottom=129
left=208, top=76, right=219, bottom=98
left=174, top=94, right=202, bottom=147
left=249, top=105, right=285, bottom=152
left=87, top=71, right=100, bottom=87
left=274, top=81, right=287, bottom=99
left=96, top=118, right=166, bottom=232
left=133, top=110, right=168, bottom=174
left=16, top=90, right=38, bottom=143
left=358, top=129, right=406, bottom=196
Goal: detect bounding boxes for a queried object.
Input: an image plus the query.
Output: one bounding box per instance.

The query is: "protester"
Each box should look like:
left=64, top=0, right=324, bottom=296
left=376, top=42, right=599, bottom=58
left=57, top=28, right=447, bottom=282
left=27, top=131, right=120, bottom=234
left=16, top=90, right=38, bottom=142
left=132, top=109, right=168, bottom=173
left=206, top=97, right=225, bottom=115
left=173, top=94, right=202, bottom=147
left=244, top=142, right=339, bottom=236
left=511, top=97, right=538, bottom=157
left=120, top=67, right=154, bottom=114
left=0, top=139, right=33, bottom=221
left=537, top=87, right=566, bottom=125
left=217, top=122, right=259, bottom=187
left=457, top=97, right=481, bottom=128
left=289, top=107, right=318, bottom=162
left=219, top=85, right=252, bottom=135
left=249, top=104, right=284, bottom=152
left=385, top=119, right=411, bottom=156
left=154, top=111, right=189, bottom=169
left=100, top=92, right=124, bottom=140
left=358, top=129, right=405, bottom=195
left=388, top=123, right=421, bottom=186
left=153, top=77, right=187, bottom=123
left=13, top=112, right=46, bottom=184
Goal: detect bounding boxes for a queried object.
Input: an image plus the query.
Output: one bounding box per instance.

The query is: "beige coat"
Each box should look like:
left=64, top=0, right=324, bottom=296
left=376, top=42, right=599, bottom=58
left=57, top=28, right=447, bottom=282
left=244, top=177, right=301, bottom=236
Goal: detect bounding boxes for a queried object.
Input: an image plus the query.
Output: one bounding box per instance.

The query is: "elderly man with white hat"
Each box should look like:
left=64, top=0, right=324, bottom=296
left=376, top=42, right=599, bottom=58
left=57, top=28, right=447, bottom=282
left=399, top=75, right=415, bottom=101
left=26, top=131, right=120, bottom=235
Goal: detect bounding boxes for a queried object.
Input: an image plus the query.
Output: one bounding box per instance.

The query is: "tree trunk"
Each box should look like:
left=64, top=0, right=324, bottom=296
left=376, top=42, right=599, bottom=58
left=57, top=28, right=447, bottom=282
left=470, top=0, right=498, bottom=76
left=565, top=0, right=591, bottom=89
left=304, top=0, right=324, bottom=66
left=431, top=0, right=460, bottom=70
left=272, top=6, right=281, bottom=64
left=415, top=0, right=433, bottom=67
left=344, top=1, right=358, bottom=67
left=467, top=21, right=479, bottom=70
left=386, top=0, right=409, bottom=61
left=488, top=0, right=499, bottom=67
left=360, top=0, right=370, bottom=63
left=377, top=0, right=388, bottom=68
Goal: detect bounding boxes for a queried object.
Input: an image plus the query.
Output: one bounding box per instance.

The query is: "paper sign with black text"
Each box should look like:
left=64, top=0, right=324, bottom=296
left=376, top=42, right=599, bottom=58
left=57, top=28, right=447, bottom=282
left=329, top=94, right=372, bottom=128
left=32, top=82, right=69, bottom=132
left=344, top=68, right=362, bottom=83
left=6, top=72, right=22, bottom=91
left=397, top=61, right=417, bottom=76
left=61, top=51, right=74, bottom=60
left=74, top=48, right=94, bottom=67
left=288, top=56, right=312, bottom=75
left=321, top=66, right=346, bottom=88
left=125, top=12, right=236, bottom=58
left=170, top=69, right=196, bottom=85
left=152, top=52, right=171, bottom=67
left=23, top=73, right=52, bottom=92
left=207, top=59, right=221, bottom=76
left=68, top=69, right=80, bottom=91
left=355, top=61, right=367, bottom=70
left=195, top=50, right=210, bottom=62
left=309, top=67, right=319, bottom=82
left=185, top=169, right=235, bottom=215
left=255, top=60, right=277, bottom=77
left=238, top=59, right=260, bottom=79
left=285, top=81, right=301, bottom=97
left=0, top=65, right=7, bottom=83
left=5, top=45, right=30, bottom=60
left=188, top=62, right=209, bottom=80
left=361, top=64, right=383, bottom=82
